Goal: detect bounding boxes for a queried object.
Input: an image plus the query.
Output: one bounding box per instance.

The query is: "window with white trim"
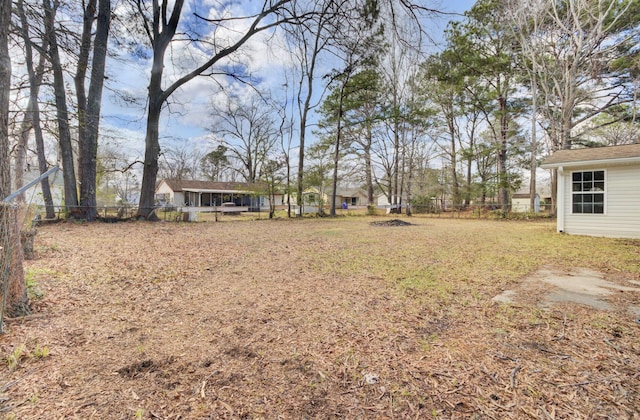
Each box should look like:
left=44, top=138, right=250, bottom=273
left=571, top=170, right=605, bottom=214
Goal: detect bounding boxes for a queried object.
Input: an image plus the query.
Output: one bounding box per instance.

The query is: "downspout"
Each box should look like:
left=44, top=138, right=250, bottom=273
left=557, top=166, right=565, bottom=233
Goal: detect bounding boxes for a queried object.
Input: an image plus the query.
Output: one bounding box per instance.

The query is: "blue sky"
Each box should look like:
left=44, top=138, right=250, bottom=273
left=98, top=0, right=477, bottom=164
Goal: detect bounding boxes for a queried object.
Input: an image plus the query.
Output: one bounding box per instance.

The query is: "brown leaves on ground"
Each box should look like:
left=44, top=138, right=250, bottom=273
left=1, top=218, right=639, bottom=418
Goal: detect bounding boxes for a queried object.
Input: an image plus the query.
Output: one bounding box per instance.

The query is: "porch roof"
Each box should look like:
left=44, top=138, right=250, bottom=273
left=159, top=179, right=266, bottom=194
left=182, top=188, right=254, bottom=194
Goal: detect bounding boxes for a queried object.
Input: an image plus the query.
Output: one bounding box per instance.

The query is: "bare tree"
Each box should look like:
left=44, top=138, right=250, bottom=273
left=158, top=143, right=202, bottom=180
left=15, top=0, right=57, bottom=219
left=278, top=75, right=295, bottom=217
left=583, top=113, right=640, bottom=146
left=42, top=0, right=79, bottom=213
left=508, top=0, right=637, bottom=212
left=535, top=0, right=636, bottom=151
left=211, top=94, right=278, bottom=183
left=125, top=0, right=314, bottom=219
left=286, top=0, right=336, bottom=216
left=121, top=0, right=441, bottom=219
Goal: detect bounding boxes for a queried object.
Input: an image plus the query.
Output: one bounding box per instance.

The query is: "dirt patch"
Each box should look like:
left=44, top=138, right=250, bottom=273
left=370, top=218, right=413, bottom=226
left=118, top=359, right=159, bottom=379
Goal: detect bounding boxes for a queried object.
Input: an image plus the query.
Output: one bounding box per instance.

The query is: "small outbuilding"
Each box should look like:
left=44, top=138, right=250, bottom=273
left=541, top=143, right=640, bottom=238
left=511, top=192, right=540, bottom=213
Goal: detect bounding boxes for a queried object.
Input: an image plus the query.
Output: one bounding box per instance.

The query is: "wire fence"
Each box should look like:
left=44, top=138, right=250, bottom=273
left=4, top=200, right=557, bottom=232
left=403, top=203, right=554, bottom=219
left=1, top=167, right=60, bottom=332
left=0, top=203, right=27, bottom=333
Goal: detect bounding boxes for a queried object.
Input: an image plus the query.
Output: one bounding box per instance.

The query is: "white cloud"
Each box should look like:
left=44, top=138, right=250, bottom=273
left=102, top=1, right=300, bottom=150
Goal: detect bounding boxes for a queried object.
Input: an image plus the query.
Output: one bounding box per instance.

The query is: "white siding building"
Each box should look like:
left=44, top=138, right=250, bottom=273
left=511, top=193, right=540, bottom=213
left=155, top=179, right=276, bottom=210
left=541, top=144, right=640, bottom=238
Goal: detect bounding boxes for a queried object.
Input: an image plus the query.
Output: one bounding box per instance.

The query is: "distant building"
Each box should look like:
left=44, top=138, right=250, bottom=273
left=155, top=179, right=278, bottom=211
left=511, top=193, right=540, bottom=213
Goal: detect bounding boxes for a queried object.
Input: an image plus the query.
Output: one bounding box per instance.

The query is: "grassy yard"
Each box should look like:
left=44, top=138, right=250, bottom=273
left=1, top=216, right=639, bottom=418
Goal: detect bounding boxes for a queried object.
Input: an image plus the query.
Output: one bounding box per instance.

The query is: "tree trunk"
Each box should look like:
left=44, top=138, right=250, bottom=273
left=392, top=109, right=400, bottom=213
left=550, top=168, right=557, bottom=217
left=43, top=0, right=79, bottom=213
left=137, top=0, right=183, bottom=220
left=530, top=78, right=537, bottom=212
left=78, top=0, right=111, bottom=221
left=449, top=129, right=459, bottom=208
left=138, top=47, right=166, bottom=220
left=464, top=118, right=476, bottom=208
left=296, top=98, right=310, bottom=216
left=75, top=0, right=96, bottom=220
left=330, top=84, right=346, bottom=217
left=364, top=126, right=374, bottom=205
left=497, top=95, right=509, bottom=212
left=1, top=205, right=30, bottom=320
left=295, top=13, right=326, bottom=218
left=0, top=0, right=10, bottom=200
left=13, top=97, right=30, bottom=203
left=139, top=99, right=162, bottom=220
left=405, top=143, right=414, bottom=217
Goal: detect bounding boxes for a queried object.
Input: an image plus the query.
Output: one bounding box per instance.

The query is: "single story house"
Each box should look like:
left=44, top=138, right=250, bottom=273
left=540, top=143, right=640, bottom=238
left=334, top=188, right=368, bottom=207
left=300, top=187, right=369, bottom=208
left=376, top=193, right=408, bottom=208
left=155, top=179, right=279, bottom=211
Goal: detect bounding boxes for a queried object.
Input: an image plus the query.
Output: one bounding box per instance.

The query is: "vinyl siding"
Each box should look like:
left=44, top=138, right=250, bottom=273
left=155, top=180, right=183, bottom=206
left=562, top=164, right=640, bottom=238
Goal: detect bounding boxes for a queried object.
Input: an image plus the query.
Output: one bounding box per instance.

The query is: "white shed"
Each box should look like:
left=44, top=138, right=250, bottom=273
left=541, top=144, right=640, bottom=238
left=511, top=193, right=540, bottom=213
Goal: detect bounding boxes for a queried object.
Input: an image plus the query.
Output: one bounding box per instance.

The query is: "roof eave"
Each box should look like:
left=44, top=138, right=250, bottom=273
left=182, top=188, right=260, bottom=194
left=540, top=156, right=640, bottom=169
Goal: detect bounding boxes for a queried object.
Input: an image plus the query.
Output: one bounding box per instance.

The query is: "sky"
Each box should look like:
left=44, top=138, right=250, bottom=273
left=97, top=0, right=477, bottom=169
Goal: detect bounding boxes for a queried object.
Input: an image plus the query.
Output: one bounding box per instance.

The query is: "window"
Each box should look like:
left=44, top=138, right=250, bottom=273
left=572, top=170, right=605, bottom=214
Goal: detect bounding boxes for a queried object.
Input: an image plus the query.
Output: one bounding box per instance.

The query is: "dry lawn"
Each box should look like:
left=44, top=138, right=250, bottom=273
left=1, top=216, right=639, bottom=419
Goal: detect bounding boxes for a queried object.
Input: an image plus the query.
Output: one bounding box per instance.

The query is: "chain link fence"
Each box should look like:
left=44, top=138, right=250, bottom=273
left=0, top=203, right=27, bottom=333
left=1, top=167, right=60, bottom=332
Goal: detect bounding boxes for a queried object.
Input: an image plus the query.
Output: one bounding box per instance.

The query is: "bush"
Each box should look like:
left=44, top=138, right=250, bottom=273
left=411, top=195, right=436, bottom=214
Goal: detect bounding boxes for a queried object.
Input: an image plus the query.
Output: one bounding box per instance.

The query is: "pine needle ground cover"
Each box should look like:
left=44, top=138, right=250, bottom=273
left=1, top=217, right=639, bottom=418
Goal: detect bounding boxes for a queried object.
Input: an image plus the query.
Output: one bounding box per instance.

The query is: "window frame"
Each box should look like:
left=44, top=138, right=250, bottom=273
left=570, top=169, right=606, bottom=215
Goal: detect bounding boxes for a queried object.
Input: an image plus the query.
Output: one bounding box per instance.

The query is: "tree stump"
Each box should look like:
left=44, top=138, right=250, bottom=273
left=20, top=228, right=37, bottom=260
